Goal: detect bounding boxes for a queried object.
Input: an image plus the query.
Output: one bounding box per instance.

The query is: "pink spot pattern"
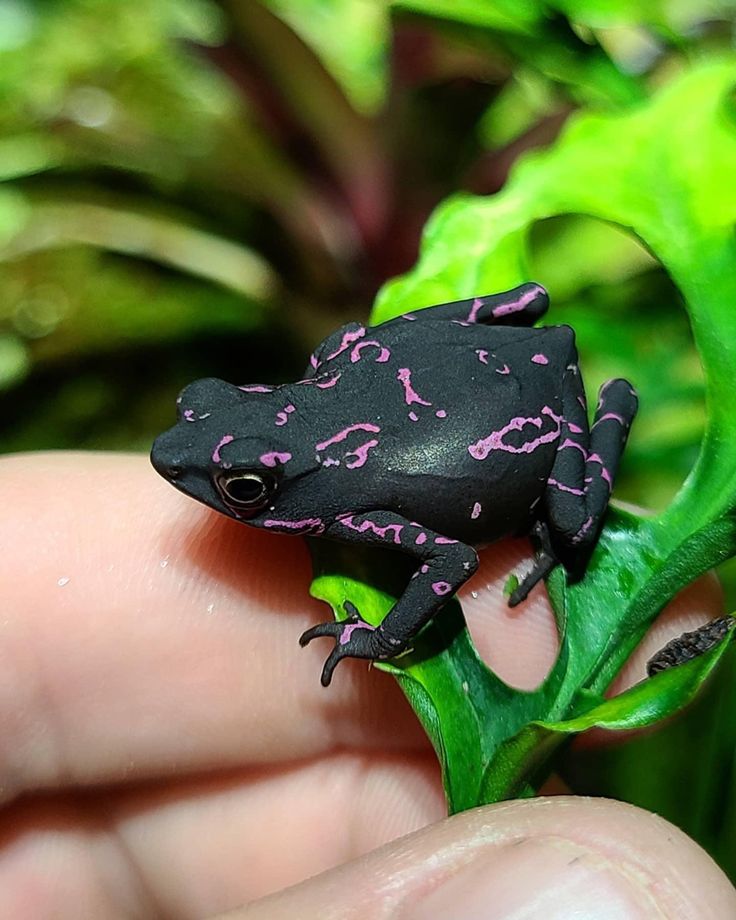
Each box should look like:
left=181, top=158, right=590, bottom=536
left=491, top=284, right=544, bottom=318
left=338, top=515, right=404, bottom=545
left=469, top=406, right=562, bottom=460
left=350, top=340, right=391, bottom=363
left=471, top=502, right=482, bottom=519
left=263, top=518, right=325, bottom=534
left=275, top=404, right=296, bottom=426
left=259, top=451, right=292, bottom=467
left=397, top=368, right=432, bottom=406
left=212, top=434, right=234, bottom=463
left=340, top=621, right=375, bottom=645
left=316, top=422, right=381, bottom=470
left=467, top=298, right=483, bottom=323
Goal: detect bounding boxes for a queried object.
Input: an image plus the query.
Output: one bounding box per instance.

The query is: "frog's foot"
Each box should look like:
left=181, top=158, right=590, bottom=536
left=299, top=601, right=392, bottom=687
left=508, top=520, right=559, bottom=607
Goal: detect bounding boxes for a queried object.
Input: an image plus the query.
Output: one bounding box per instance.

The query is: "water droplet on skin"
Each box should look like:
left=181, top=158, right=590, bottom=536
left=206, top=603, right=215, bottom=615
left=462, top=681, right=469, bottom=693
left=160, top=558, right=169, bottom=569
left=471, top=590, right=478, bottom=599
left=57, top=577, right=70, bottom=587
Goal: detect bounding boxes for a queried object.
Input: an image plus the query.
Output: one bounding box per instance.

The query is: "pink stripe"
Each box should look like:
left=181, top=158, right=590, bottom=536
left=316, top=422, right=380, bottom=451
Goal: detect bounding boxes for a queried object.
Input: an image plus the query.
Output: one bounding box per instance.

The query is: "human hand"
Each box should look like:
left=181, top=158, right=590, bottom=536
left=0, top=453, right=733, bottom=918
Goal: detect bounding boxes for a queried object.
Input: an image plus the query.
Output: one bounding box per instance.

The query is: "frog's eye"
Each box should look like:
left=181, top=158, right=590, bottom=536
left=216, top=471, right=276, bottom=513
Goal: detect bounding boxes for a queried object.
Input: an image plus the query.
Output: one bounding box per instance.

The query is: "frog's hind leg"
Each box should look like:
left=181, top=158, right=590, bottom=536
left=399, top=282, right=549, bottom=326
left=545, top=369, right=638, bottom=566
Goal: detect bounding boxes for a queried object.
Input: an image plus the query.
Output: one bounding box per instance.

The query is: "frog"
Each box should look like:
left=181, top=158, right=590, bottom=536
left=151, top=282, right=638, bottom=686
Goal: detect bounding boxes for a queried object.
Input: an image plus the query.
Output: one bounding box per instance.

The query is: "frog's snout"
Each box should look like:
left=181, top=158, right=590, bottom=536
left=150, top=431, right=185, bottom=483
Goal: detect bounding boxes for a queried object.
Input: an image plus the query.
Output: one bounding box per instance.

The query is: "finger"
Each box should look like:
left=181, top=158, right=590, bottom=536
left=0, top=452, right=426, bottom=800
left=229, top=796, right=736, bottom=919
left=0, top=751, right=445, bottom=919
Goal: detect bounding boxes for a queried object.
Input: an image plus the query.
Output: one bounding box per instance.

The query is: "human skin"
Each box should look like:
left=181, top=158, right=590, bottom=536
left=0, top=452, right=733, bottom=918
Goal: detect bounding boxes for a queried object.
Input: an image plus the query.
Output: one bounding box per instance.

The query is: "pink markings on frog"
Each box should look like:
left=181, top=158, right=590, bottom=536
left=183, top=409, right=196, bottom=422
left=316, top=422, right=380, bottom=451
left=496, top=364, right=511, bottom=375
left=592, top=412, right=627, bottom=428
left=587, top=453, right=613, bottom=487
left=339, top=620, right=375, bottom=645
left=345, top=439, right=379, bottom=469
left=401, top=313, right=417, bottom=321
left=548, top=478, right=585, bottom=496
left=314, top=373, right=341, bottom=389
left=350, top=340, right=391, bottom=363
left=415, top=532, right=427, bottom=545
left=420, top=563, right=430, bottom=574
left=491, top=284, right=545, bottom=318
left=238, top=384, right=273, bottom=393
left=531, top=353, right=549, bottom=365
left=259, top=451, right=292, bottom=467
left=432, top=581, right=452, bottom=596
left=212, top=434, right=234, bottom=463
left=296, top=371, right=342, bottom=389
left=435, top=536, right=458, bottom=544
left=568, top=422, right=583, bottom=434
left=397, top=367, right=432, bottom=406
left=471, top=502, right=482, bottom=519
left=263, top=518, right=325, bottom=534
left=475, top=349, right=489, bottom=364
left=466, top=298, right=484, bottom=323
left=558, top=438, right=587, bottom=456
left=324, top=325, right=366, bottom=362
left=409, top=411, right=419, bottom=422
left=317, top=423, right=381, bottom=469
left=435, top=409, right=447, bottom=418
left=572, top=515, right=595, bottom=545
left=469, top=406, right=562, bottom=460
left=275, top=404, right=296, bottom=426
left=337, top=515, right=404, bottom=545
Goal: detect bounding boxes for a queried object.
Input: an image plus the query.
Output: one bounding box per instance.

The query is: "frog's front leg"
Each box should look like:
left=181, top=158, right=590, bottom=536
left=299, top=511, right=479, bottom=686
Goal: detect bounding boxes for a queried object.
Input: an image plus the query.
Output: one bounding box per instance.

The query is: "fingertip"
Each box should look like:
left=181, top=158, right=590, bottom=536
left=229, top=797, right=736, bottom=919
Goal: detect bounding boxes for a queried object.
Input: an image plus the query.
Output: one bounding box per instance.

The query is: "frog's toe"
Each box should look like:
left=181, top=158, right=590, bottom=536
left=299, top=602, right=381, bottom=686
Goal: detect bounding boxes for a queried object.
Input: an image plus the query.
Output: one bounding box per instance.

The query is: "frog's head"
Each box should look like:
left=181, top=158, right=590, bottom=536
left=151, top=377, right=293, bottom=521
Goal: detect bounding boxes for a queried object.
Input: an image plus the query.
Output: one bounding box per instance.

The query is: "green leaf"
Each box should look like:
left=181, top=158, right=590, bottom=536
left=262, top=0, right=390, bottom=112
left=540, top=619, right=736, bottom=733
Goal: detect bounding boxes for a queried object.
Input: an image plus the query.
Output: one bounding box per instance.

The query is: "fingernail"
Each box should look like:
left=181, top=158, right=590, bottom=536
left=404, top=835, right=664, bottom=920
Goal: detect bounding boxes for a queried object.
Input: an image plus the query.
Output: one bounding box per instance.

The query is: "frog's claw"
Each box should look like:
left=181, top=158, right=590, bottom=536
left=299, top=601, right=383, bottom=686
left=508, top=520, right=558, bottom=607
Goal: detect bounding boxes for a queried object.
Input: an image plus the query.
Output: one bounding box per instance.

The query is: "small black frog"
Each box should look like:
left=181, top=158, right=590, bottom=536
left=151, top=283, right=637, bottom=685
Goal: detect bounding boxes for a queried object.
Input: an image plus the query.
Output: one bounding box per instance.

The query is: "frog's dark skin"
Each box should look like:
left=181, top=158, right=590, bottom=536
left=151, top=283, right=638, bottom=686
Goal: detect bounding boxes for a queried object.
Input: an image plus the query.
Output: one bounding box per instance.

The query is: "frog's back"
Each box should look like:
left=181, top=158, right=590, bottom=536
left=300, top=319, right=572, bottom=540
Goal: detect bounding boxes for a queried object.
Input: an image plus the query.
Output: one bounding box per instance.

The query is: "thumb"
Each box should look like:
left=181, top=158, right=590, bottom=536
left=216, top=796, right=735, bottom=919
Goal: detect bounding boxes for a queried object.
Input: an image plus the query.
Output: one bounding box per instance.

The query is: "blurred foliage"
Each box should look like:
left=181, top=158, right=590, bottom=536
left=1, top=0, right=736, bottom=878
